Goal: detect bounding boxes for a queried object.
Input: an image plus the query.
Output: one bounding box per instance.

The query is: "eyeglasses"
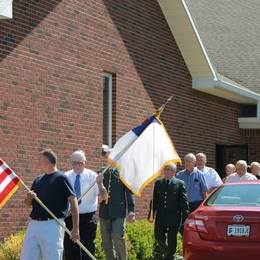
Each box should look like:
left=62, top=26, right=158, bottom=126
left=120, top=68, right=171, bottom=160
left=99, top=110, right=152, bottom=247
left=72, top=161, right=84, bottom=166
left=164, top=168, right=175, bottom=172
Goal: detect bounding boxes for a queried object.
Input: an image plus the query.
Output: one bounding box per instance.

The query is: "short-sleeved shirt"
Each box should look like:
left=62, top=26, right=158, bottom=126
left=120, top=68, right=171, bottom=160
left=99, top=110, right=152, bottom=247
left=30, top=171, right=75, bottom=219
left=176, top=168, right=208, bottom=203
left=65, top=168, right=99, bottom=214
left=195, top=166, right=223, bottom=190
left=226, top=172, right=257, bottom=182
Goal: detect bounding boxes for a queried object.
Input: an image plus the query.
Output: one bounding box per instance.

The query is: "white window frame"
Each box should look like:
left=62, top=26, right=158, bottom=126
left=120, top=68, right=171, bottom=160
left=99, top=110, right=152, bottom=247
left=104, top=73, right=113, bottom=148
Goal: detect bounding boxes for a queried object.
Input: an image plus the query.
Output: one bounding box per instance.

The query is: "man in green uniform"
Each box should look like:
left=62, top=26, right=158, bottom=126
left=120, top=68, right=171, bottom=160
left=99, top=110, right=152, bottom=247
left=152, top=163, right=189, bottom=260
left=97, top=145, right=135, bottom=260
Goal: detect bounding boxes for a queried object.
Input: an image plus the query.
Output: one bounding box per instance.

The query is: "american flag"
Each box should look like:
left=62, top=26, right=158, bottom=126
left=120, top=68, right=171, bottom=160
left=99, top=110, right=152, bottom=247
left=0, top=159, right=20, bottom=208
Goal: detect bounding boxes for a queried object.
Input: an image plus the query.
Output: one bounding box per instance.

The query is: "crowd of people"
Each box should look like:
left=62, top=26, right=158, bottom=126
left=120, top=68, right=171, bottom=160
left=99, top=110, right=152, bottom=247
left=151, top=153, right=260, bottom=260
left=19, top=147, right=260, bottom=260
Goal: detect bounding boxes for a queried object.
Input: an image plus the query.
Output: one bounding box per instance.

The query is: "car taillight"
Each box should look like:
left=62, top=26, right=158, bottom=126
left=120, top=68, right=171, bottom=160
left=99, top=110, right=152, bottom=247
left=185, top=219, right=208, bottom=233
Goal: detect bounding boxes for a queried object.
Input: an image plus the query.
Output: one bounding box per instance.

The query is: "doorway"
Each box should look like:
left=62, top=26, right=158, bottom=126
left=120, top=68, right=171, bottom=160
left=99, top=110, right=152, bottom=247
left=216, top=145, right=248, bottom=178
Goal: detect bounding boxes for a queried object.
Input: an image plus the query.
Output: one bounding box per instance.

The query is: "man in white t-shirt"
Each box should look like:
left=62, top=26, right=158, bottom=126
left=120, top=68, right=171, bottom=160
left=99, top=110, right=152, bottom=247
left=64, top=150, right=105, bottom=260
left=195, top=153, right=223, bottom=192
left=227, top=160, right=257, bottom=182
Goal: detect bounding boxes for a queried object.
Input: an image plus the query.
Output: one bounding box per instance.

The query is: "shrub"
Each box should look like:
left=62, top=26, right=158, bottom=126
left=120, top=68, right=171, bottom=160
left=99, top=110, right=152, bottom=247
left=0, top=220, right=183, bottom=260
left=0, top=230, right=25, bottom=260
left=95, top=220, right=182, bottom=260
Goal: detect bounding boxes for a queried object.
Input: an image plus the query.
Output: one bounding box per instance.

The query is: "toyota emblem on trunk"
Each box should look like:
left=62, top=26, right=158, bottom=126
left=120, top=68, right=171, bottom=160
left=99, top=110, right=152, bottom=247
left=233, top=215, right=244, bottom=222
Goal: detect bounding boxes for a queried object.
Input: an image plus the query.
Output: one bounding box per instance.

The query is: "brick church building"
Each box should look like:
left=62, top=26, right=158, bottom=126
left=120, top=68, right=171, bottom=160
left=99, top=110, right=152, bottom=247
left=1, top=0, right=260, bottom=240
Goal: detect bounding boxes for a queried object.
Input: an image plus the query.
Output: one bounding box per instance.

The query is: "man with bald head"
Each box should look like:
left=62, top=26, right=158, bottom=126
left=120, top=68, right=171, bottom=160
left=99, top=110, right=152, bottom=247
left=226, top=160, right=257, bottom=182
left=223, top=164, right=236, bottom=182
left=195, top=153, right=222, bottom=192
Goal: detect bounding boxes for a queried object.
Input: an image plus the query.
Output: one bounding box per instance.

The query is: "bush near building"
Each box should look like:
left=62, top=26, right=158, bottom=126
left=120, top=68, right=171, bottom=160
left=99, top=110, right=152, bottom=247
left=0, top=220, right=182, bottom=260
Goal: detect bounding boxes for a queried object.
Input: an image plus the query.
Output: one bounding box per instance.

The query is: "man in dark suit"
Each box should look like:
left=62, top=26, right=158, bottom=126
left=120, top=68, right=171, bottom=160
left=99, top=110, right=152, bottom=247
left=97, top=145, right=135, bottom=260
left=151, top=163, right=189, bottom=260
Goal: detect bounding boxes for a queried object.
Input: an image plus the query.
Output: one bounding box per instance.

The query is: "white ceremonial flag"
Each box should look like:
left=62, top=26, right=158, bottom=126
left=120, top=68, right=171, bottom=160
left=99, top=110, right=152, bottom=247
left=108, top=114, right=181, bottom=196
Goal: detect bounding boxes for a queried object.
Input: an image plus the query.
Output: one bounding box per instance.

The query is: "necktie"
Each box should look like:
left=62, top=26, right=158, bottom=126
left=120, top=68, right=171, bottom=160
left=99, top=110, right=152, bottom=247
left=74, top=175, right=81, bottom=200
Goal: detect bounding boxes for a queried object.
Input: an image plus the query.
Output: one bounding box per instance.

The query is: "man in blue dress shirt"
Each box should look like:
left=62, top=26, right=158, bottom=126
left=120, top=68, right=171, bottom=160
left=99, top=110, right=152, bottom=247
left=176, top=153, right=208, bottom=235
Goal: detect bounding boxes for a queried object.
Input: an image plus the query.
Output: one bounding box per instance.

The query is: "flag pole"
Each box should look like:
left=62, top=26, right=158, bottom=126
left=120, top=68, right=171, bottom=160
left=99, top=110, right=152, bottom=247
left=149, top=95, right=173, bottom=222
left=19, top=178, right=96, bottom=260
left=154, top=95, right=173, bottom=117
left=76, top=95, right=174, bottom=203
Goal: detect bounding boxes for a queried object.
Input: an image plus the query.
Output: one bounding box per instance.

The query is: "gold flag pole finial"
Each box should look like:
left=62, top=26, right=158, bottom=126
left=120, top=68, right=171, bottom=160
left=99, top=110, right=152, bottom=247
left=154, top=95, right=173, bottom=117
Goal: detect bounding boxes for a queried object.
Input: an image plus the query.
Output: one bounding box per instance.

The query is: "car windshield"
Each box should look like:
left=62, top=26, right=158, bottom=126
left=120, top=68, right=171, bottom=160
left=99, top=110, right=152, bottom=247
left=206, top=184, right=260, bottom=207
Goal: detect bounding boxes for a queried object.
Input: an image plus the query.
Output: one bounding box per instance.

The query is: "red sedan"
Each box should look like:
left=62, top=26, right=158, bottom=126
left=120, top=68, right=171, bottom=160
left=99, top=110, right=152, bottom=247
left=183, top=181, right=260, bottom=260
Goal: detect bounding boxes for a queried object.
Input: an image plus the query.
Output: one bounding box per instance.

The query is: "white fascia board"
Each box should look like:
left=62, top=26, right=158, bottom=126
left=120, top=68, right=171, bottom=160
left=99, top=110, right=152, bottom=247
left=238, top=117, right=260, bottom=129
left=192, top=77, right=216, bottom=89
left=193, top=77, right=260, bottom=103
left=0, top=0, right=13, bottom=19
left=217, top=79, right=260, bottom=102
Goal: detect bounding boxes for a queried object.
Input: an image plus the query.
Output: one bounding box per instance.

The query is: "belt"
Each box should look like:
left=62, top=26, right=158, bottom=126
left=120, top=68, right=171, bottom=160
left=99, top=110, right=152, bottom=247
left=32, top=217, right=53, bottom=221
left=189, top=200, right=203, bottom=204
left=79, top=211, right=95, bottom=216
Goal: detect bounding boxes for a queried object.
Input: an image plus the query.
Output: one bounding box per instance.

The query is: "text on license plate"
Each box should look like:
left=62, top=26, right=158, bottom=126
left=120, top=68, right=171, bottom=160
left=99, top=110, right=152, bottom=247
left=227, top=224, right=250, bottom=237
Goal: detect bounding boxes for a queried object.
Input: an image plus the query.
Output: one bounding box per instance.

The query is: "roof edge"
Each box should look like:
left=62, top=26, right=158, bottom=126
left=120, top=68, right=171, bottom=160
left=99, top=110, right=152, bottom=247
left=193, top=74, right=260, bottom=103
left=217, top=75, right=260, bottom=101
left=180, top=0, right=217, bottom=80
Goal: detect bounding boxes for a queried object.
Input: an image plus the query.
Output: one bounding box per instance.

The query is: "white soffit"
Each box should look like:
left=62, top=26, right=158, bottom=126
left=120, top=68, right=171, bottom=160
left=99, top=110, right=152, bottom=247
left=0, top=0, right=13, bottom=19
left=238, top=118, right=260, bottom=129
left=157, top=0, right=216, bottom=79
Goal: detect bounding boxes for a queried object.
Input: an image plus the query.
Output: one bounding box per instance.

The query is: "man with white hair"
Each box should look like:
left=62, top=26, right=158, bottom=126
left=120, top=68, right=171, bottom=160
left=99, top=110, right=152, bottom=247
left=64, top=150, right=106, bottom=260
left=226, top=160, right=257, bottom=182
left=250, top=162, right=260, bottom=180
left=195, top=153, right=222, bottom=192
left=176, top=153, right=208, bottom=235
left=151, top=163, right=189, bottom=260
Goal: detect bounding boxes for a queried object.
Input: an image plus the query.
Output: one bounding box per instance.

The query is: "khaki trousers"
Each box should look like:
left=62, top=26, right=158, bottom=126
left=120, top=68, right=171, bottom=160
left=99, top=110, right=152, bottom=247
left=99, top=217, right=127, bottom=260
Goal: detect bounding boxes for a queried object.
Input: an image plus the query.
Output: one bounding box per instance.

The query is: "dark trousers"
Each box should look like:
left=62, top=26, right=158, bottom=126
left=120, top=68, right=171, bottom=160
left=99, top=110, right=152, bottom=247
left=64, top=212, right=97, bottom=260
left=155, top=223, right=179, bottom=260
left=179, top=200, right=203, bottom=236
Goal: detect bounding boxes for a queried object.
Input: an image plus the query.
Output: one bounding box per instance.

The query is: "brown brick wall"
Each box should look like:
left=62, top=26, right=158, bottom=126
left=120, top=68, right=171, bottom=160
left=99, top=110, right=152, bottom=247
left=0, top=0, right=259, bottom=240
left=242, top=130, right=260, bottom=162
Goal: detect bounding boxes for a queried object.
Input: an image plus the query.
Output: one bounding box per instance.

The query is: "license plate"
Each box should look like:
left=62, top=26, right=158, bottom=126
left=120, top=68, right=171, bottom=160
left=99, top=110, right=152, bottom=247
left=227, top=224, right=250, bottom=237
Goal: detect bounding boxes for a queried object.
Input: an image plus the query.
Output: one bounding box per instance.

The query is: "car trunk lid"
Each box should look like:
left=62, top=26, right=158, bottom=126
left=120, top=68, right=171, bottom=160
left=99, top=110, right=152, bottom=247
left=194, top=207, right=260, bottom=242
